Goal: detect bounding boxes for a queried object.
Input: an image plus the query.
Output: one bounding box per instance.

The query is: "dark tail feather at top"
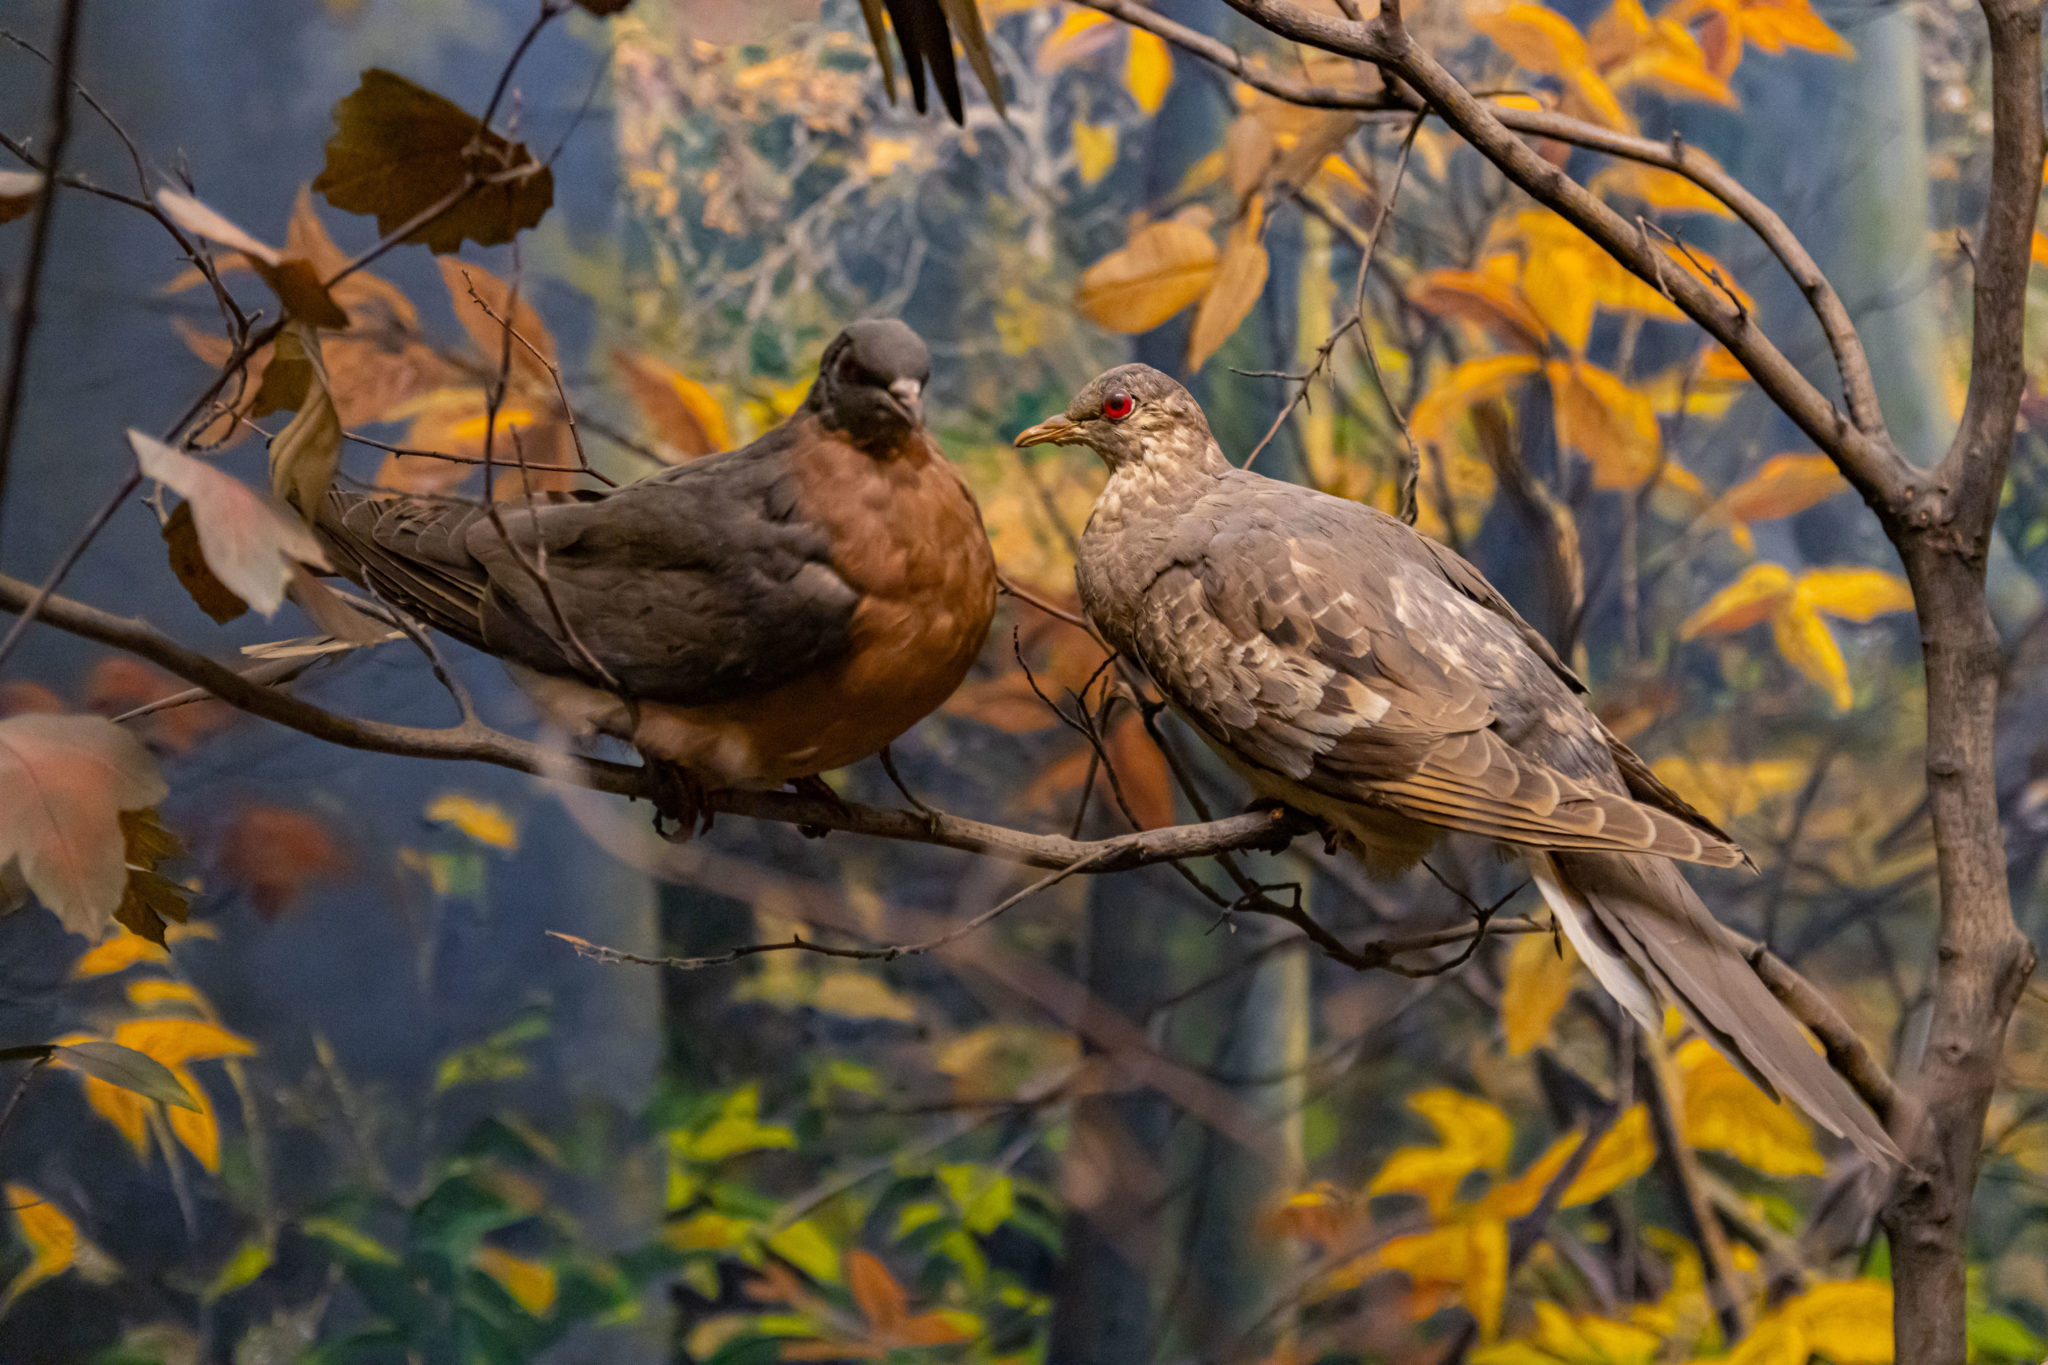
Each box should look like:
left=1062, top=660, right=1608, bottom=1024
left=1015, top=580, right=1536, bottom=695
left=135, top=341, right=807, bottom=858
left=1535, top=849, right=1901, bottom=1168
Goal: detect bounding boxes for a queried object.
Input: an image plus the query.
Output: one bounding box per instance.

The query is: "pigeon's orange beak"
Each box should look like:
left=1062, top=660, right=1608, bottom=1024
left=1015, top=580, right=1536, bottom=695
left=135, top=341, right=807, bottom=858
left=1013, top=413, right=1081, bottom=448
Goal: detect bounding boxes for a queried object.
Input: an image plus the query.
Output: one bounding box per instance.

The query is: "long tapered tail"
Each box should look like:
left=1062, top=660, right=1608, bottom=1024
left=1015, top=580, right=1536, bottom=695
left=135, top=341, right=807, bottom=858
left=1530, top=849, right=1900, bottom=1168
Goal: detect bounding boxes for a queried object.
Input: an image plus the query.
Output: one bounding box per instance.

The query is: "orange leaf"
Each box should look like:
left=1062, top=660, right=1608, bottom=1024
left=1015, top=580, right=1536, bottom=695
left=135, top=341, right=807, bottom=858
left=1547, top=359, right=1662, bottom=489
left=1679, top=562, right=1794, bottom=638
left=846, top=1249, right=907, bottom=1333
left=612, top=349, right=731, bottom=458
left=1590, top=162, right=1737, bottom=218
left=1408, top=258, right=1547, bottom=351
left=1471, top=1, right=1590, bottom=74
left=1411, top=354, right=1543, bottom=445
left=1718, top=453, right=1849, bottom=523
left=1106, top=711, right=1176, bottom=829
left=1076, top=217, right=1219, bottom=333
left=439, top=258, right=556, bottom=392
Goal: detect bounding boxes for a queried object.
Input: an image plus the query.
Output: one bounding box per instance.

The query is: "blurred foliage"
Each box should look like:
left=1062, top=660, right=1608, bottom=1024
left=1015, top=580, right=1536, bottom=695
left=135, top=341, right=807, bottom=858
left=3, top=0, right=2048, bottom=1359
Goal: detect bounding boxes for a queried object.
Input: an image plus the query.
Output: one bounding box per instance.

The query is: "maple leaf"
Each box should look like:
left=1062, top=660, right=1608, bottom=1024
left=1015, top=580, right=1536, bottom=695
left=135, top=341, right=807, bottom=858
left=0, top=714, right=166, bottom=940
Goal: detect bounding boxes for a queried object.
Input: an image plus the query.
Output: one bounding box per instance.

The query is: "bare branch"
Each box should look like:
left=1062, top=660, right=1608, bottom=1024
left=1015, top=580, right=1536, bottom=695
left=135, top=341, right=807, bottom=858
left=0, top=0, right=87, bottom=544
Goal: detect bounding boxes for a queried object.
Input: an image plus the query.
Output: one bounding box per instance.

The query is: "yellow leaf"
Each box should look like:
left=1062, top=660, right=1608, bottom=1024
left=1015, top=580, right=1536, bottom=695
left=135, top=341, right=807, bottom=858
left=1373, top=1218, right=1510, bottom=1339
left=164, top=1065, right=224, bottom=1171
left=1563, top=65, right=1630, bottom=130
left=1589, top=162, right=1736, bottom=218
left=1368, top=1089, right=1515, bottom=1215
left=1679, top=562, right=1795, bottom=638
left=4, top=1185, right=77, bottom=1304
left=112, top=1018, right=255, bottom=1067
left=1770, top=597, right=1853, bottom=710
left=425, top=792, right=519, bottom=851
left=127, top=980, right=204, bottom=1009
left=475, top=1245, right=558, bottom=1315
left=1471, top=1, right=1590, bottom=74
left=1073, top=122, right=1117, bottom=185
left=665, top=1211, right=752, bottom=1251
left=1475, top=1301, right=1663, bottom=1365
left=1411, top=354, right=1544, bottom=445
left=1038, top=10, right=1112, bottom=71
left=1604, top=48, right=1739, bottom=106
left=1562, top=1104, right=1654, bottom=1205
left=863, top=136, right=920, bottom=178
left=1796, top=566, right=1915, bottom=622
left=1675, top=1038, right=1823, bottom=1176
left=810, top=970, right=918, bottom=1022
left=1075, top=218, right=1219, bottom=333
left=1718, top=453, right=1848, bottom=524
left=1784, top=1279, right=1892, bottom=1363
left=1125, top=30, right=1174, bottom=114
left=72, top=928, right=170, bottom=978
left=1188, top=196, right=1269, bottom=371
left=1547, top=359, right=1662, bottom=488
left=1502, top=931, right=1577, bottom=1057
left=1648, top=757, right=1807, bottom=826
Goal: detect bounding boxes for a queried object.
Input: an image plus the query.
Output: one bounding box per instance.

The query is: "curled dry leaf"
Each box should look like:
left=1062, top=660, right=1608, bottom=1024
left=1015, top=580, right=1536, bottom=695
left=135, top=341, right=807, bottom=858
left=0, top=713, right=167, bottom=940
left=1186, top=195, right=1269, bottom=372
left=313, top=69, right=554, bottom=255
left=267, top=323, right=343, bottom=517
left=154, top=189, right=349, bottom=328
left=0, top=169, right=46, bottom=225
left=131, top=430, right=327, bottom=618
left=1076, top=216, right=1218, bottom=334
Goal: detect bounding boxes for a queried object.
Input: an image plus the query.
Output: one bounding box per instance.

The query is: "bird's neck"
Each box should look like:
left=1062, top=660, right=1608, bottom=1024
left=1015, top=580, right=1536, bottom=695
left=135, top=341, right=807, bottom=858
left=1096, top=435, right=1227, bottom=524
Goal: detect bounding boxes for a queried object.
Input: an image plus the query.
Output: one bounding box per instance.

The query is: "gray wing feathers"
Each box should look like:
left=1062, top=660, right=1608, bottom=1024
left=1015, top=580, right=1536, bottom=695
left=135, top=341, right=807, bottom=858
left=314, top=436, right=861, bottom=706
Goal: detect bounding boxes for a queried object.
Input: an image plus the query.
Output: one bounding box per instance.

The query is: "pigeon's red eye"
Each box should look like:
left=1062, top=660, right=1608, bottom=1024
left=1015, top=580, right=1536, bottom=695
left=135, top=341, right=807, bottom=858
left=1102, top=392, right=1135, bottom=421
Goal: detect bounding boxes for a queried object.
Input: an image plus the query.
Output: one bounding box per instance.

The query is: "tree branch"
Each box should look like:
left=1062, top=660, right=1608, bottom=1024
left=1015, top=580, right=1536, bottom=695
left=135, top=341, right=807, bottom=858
left=1076, top=0, right=1915, bottom=505
left=0, top=0, right=86, bottom=547
left=1938, top=0, right=2043, bottom=529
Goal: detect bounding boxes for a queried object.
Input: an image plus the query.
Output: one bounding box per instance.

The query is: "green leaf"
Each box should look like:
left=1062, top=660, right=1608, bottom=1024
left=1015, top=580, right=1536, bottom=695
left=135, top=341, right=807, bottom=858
left=55, top=1040, right=199, bottom=1111
left=1969, top=1309, right=2046, bottom=1363
left=938, top=1165, right=1015, bottom=1235
left=206, top=1237, right=274, bottom=1299
left=301, top=1216, right=402, bottom=1266
left=763, top=1220, right=839, bottom=1284
left=682, top=1086, right=796, bottom=1163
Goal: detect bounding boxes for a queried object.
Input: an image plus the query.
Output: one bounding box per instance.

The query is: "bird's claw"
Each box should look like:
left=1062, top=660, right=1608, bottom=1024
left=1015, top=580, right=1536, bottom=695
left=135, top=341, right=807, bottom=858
left=644, top=758, right=715, bottom=842
left=788, top=774, right=849, bottom=839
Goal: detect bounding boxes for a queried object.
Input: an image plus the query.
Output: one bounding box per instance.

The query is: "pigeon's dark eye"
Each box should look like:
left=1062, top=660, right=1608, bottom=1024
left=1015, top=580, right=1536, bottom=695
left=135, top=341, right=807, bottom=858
left=1102, top=392, right=1135, bottom=421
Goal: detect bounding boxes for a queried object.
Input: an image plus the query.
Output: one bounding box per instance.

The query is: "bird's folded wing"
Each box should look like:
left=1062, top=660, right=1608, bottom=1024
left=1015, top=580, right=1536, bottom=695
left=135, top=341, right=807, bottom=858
left=319, top=449, right=863, bottom=708
left=1127, top=496, right=1741, bottom=867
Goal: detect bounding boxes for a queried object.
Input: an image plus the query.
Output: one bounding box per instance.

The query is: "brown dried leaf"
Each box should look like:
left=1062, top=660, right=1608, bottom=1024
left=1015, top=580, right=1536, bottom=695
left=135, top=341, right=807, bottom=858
left=439, top=258, right=555, bottom=390
left=1186, top=195, right=1269, bottom=371
left=162, top=502, right=249, bottom=625
left=267, top=324, right=344, bottom=516
left=131, top=431, right=327, bottom=617
left=312, top=69, right=553, bottom=255
left=156, top=189, right=349, bottom=329
left=612, top=349, right=730, bottom=459
left=0, top=169, right=47, bottom=225
left=216, top=805, right=347, bottom=919
left=114, top=809, right=192, bottom=945
left=0, top=714, right=167, bottom=940
left=86, top=657, right=233, bottom=754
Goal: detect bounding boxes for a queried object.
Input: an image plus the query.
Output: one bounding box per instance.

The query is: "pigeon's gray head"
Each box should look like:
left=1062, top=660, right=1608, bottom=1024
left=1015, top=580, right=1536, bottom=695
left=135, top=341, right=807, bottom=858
left=1013, top=363, right=1217, bottom=471
left=811, top=318, right=932, bottom=451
